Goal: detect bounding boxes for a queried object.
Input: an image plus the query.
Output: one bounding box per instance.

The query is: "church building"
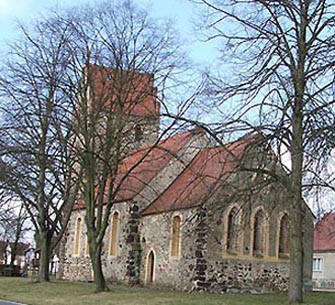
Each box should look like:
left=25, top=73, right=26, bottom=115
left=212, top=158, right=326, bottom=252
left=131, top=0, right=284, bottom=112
left=58, top=65, right=314, bottom=293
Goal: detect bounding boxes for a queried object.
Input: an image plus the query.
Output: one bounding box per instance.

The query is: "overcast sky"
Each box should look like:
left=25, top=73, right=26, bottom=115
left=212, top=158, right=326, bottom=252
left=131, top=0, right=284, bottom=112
left=0, top=0, right=217, bottom=66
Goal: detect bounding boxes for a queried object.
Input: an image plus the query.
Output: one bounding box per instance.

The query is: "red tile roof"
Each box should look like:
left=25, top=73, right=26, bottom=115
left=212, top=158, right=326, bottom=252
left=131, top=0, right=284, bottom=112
left=86, top=64, right=160, bottom=117
left=114, top=129, right=203, bottom=202
left=314, top=212, right=335, bottom=251
left=141, top=135, right=255, bottom=216
left=74, top=128, right=204, bottom=209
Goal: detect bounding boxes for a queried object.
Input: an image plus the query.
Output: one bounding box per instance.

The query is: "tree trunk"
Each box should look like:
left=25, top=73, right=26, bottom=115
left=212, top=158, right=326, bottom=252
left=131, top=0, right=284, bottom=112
left=289, top=89, right=304, bottom=303
left=289, top=196, right=304, bottom=304
left=9, top=244, right=17, bottom=268
left=37, top=230, right=52, bottom=282
left=288, top=144, right=304, bottom=305
left=90, top=243, right=108, bottom=292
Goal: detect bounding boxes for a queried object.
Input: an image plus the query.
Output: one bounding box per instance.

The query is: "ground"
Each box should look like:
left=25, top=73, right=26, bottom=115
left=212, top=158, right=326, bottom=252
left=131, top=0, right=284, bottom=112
left=0, top=278, right=334, bottom=305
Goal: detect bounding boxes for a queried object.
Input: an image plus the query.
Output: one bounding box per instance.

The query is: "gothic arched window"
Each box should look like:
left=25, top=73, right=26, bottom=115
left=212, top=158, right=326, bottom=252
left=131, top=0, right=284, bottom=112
left=253, top=209, right=265, bottom=256
left=134, top=125, right=143, bottom=143
left=74, top=217, right=82, bottom=256
left=170, top=215, right=181, bottom=258
left=109, top=211, right=120, bottom=257
left=146, top=250, right=155, bottom=284
left=227, top=207, right=239, bottom=253
left=278, top=213, right=290, bottom=256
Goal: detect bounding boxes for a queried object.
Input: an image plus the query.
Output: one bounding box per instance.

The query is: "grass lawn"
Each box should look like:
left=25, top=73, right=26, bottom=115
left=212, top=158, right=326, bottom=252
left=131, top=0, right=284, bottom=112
left=0, top=278, right=334, bottom=305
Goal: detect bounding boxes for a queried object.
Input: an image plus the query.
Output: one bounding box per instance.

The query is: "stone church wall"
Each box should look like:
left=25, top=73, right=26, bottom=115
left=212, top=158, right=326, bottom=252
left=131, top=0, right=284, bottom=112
left=140, top=209, right=199, bottom=291
left=58, top=133, right=314, bottom=293
left=59, top=208, right=92, bottom=282
left=59, top=194, right=313, bottom=293
left=197, top=182, right=291, bottom=292
left=205, top=259, right=289, bottom=293
left=60, top=202, right=131, bottom=283
left=101, top=202, right=131, bottom=283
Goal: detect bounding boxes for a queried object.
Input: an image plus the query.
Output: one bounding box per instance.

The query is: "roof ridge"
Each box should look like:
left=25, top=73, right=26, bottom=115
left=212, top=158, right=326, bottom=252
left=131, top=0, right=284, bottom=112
left=141, top=148, right=205, bottom=216
left=126, top=127, right=205, bottom=156
left=117, top=130, right=202, bottom=201
left=141, top=134, right=255, bottom=216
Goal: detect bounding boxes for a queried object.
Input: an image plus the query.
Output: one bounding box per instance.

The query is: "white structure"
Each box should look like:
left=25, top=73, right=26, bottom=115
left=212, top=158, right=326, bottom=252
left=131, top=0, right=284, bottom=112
left=313, top=212, right=335, bottom=289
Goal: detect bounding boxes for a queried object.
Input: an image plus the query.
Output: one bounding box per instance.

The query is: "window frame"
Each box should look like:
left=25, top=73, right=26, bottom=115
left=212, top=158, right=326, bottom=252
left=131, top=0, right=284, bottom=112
left=224, top=205, right=242, bottom=255
left=134, top=124, right=143, bottom=143
left=169, top=214, right=182, bottom=260
left=109, top=210, right=120, bottom=258
left=250, top=207, right=269, bottom=258
left=277, top=212, right=290, bottom=259
left=74, top=217, right=82, bottom=256
left=313, top=257, right=324, bottom=272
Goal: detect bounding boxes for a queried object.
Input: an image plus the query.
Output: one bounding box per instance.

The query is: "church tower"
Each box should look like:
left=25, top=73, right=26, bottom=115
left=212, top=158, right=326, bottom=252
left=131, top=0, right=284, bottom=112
left=84, top=64, right=160, bottom=150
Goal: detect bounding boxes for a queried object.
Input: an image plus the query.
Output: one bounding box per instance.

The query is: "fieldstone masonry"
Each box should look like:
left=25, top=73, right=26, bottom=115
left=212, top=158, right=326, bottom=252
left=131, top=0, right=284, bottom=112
left=125, top=203, right=142, bottom=285
left=59, top=65, right=314, bottom=294
left=60, top=195, right=312, bottom=294
left=58, top=100, right=313, bottom=294
left=193, top=208, right=209, bottom=291
left=205, top=260, right=289, bottom=293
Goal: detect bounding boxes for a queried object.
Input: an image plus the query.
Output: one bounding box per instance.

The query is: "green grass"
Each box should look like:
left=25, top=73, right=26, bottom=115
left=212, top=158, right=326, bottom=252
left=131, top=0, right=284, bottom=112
left=0, top=278, right=334, bottom=305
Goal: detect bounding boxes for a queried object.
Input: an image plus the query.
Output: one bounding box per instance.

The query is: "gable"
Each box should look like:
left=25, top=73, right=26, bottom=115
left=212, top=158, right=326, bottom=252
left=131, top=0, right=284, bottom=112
left=74, top=128, right=206, bottom=209
left=114, top=129, right=204, bottom=202
left=141, top=134, right=255, bottom=216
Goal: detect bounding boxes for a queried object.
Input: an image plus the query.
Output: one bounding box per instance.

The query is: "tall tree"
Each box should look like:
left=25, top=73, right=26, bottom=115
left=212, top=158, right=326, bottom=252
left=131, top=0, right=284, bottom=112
left=196, top=0, right=335, bottom=303
left=0, top=204, right=30, bottom=267
left=0, top=0, right=188, bottom=290
left=61, top=0, right=188, bottom=292
left=0, top=14, right=79, bottom=282
left=0, top=201, right=30, bottom=249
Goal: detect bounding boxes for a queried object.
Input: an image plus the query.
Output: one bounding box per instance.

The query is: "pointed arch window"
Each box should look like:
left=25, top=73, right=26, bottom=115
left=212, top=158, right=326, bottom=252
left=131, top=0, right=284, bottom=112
left=74, top=217, right=82, bottom=256
left=278, top=213, right=289, bottom=257
left=227, top=207, right=239, bottom=253
left=134, top=125, right=143, bottom=143
left=170, top=215, right=181, bottom=258
left=109, top=211, right=120, bottom=257
left=146, top=250, right=155, bottom=284
left=253, top=210, right=265, bottom=256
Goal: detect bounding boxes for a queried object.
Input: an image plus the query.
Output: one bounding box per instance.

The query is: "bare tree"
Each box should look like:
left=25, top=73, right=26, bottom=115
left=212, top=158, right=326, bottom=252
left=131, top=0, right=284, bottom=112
left=194, top=0, right=335, bottom=303
left=0, top=201, right=30, bottom=246
left=59, top=0, right=189, bottom=292
left=0, top=155, right=31, bottom=261
left=0, top=204, right=31, bottom=267
left=0, top=14, right=79, bottom=282
left=0, top=0, right=189, bottom=290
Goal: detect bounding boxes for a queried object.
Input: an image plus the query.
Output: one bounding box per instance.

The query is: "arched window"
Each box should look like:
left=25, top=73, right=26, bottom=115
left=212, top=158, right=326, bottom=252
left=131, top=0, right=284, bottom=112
left=146, top=250, right=155, bottom=284
left=134, top=125, right=143, bottom=143
left=253, top=210, right=265, bottom=256
left=170, top=215, right=181, bottom=258
left=74, top=217, right=82, bottom=256
left=109, top=211, right=120, bottom=257
left=278, top=213, right=289, bottom=256
left=227, top=207, right=239, bottom=253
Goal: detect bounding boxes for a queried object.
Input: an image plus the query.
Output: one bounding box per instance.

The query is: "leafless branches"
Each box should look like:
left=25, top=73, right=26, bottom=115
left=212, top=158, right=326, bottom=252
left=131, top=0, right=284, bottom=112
left=196, top=0, right=335, bottom=303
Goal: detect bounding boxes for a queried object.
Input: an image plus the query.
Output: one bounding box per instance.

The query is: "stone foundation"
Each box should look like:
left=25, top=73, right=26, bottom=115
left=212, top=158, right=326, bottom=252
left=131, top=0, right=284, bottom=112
left=204, top=259, right=289, bottom=293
